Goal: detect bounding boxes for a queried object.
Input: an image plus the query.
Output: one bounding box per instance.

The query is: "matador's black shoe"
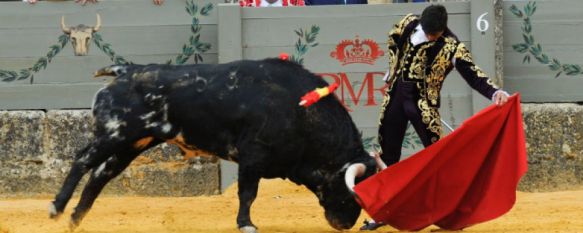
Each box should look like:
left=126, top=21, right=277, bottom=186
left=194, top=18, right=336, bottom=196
left=359, top=219, right=386, bottom=231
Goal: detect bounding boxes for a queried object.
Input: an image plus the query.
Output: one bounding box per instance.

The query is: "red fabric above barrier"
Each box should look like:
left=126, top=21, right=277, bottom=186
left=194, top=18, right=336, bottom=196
left=354, top=94, right=527, bottom=231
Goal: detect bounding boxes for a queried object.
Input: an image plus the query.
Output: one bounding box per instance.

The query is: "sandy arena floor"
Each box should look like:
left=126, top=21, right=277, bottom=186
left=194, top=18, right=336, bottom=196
left=0, top=179, right=582, bottom=233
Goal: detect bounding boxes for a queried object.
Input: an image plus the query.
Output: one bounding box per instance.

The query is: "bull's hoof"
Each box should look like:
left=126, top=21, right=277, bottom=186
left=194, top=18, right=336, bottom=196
left=70, top=209, right=87, bottom=231
left=239, top=225, right=258, bottom=233
left=69, top=218, right=80, bottom=232
left=48, top=202, right=61, bottom=220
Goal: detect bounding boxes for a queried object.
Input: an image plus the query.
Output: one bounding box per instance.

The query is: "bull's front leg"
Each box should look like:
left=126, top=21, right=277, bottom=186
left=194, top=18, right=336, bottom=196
left=50, top=141, right=114, bottom=219
left=69, top=149, right=141, bottom=230
left=237, top=164, right=261, bottom=233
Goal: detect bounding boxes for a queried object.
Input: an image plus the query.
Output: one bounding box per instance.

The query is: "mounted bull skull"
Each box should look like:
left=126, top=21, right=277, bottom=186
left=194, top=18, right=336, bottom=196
left=61, top=14, right=101, bottom=56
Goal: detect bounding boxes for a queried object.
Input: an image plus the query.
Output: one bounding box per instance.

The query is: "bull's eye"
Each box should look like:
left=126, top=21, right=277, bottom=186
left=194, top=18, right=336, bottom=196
left=71, top=38, right=77, bottom=46
left=86, top=37, right=90, bottom=45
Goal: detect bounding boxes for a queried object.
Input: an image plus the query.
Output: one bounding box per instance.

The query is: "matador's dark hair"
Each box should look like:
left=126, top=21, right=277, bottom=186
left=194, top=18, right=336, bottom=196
left=420, top=4, right=448, bottom=35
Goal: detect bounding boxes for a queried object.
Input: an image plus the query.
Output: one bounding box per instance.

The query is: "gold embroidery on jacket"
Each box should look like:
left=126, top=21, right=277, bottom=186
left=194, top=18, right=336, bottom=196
left=418, top=98, right=442, bottom=136
left=387, top=48, right=397, bottom=79
left=471, top=65, right=488, bottom=78
left=425, top=37, right=456, bottom=107
left=454, top=43, right=473, bottom=63
left=388, top=14, right=416, bottom=38
left=487, top=78, right=500, bottom=89
left=377, top=93, right=391, bottom=148
left=415, top=37, right=456, bottom=136
left=408, top=43, right=434, bottom=81
left=378, top=94, right=391, bottom=125
left=386, top=14, right=418, bottom=87
left=386, top=14, right=416, bottom=63
left=455, top=42, right=500, bottom=89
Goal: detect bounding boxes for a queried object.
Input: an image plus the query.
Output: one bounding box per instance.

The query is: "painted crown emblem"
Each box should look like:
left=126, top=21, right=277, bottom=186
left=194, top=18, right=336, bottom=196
left=330, top=36, right=384, bottom=65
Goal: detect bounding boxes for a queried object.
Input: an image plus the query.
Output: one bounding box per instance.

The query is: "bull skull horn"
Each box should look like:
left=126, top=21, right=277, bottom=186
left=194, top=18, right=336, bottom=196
left=344, top=163, right=366, bottom=194
left=93, top=13, right=101, bottom=32
left=61, top=16, right=71, bottom=34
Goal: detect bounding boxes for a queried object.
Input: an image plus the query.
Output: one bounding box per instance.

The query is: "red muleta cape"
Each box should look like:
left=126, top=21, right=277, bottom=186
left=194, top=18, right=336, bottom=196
left=354, top=94, right=527, bottom=231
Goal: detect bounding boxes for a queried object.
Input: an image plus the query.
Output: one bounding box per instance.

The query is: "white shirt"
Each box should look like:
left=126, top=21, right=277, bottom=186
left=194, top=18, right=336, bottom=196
left=410, top=25, right=430, bottom=47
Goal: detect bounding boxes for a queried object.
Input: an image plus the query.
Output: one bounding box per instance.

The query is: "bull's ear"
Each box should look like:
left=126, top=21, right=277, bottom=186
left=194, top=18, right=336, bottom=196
left=94, top=65, right=127, bottom=78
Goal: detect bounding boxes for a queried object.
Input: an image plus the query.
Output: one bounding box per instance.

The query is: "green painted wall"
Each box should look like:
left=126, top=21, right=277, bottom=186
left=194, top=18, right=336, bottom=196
left=0, top=0, right=220, bottom=109
left=504, top=0, right=583, bottom=102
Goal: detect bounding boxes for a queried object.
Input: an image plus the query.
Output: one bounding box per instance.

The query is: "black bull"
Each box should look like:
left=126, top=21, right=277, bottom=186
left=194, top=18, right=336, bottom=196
left=49, top=58, right=376, bottom=232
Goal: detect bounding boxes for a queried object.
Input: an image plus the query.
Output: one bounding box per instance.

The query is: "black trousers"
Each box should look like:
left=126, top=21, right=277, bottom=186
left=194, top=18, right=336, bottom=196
left=378, top=78, right=440, bottom=167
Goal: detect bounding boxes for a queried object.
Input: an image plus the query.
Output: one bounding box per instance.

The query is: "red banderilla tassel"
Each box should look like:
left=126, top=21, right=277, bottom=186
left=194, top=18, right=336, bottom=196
left=299, top=82, right=339, bottom=107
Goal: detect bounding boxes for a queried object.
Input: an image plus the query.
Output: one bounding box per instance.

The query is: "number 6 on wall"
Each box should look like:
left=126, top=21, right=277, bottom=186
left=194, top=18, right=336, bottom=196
left=476, top=12, right=489, bottom=33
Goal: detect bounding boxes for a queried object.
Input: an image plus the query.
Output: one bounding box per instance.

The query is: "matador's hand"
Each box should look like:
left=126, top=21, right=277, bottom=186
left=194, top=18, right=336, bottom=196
left=493, top=91, right=509, bottom=106
left=369, top=151, right=387, bottom=170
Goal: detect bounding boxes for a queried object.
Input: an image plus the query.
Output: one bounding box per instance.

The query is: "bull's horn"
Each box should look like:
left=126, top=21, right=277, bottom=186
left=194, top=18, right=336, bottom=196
left=344, top=163, right=366, bottom=194
left=93, top=13, right=101, bottom=32
left=94, top=65, right=126, bottom=78
left=61, top=16, right=71, bottom=34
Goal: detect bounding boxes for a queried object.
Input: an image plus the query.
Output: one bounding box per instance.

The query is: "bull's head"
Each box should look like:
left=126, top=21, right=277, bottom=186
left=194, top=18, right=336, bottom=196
left=307, top=158, right=375, bottom=230
left=61, top=14, right=101, bottom=56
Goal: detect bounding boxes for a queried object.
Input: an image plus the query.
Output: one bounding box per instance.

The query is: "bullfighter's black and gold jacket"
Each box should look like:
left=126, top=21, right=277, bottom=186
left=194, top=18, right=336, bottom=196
left=381, top=14, right=500, bottom=138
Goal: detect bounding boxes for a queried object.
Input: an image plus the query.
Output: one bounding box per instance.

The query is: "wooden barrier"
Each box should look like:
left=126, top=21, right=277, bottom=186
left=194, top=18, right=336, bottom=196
left=0, top=0, right=503, bottom=191
left=504, top=0, right=583, bottom=102
left=0, top=0, right=221, bottom=109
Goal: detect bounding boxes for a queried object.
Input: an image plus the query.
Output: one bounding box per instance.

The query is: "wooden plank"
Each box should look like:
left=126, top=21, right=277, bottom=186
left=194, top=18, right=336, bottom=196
left=240, top=2, right=470, bottom=18
left=0, top=57, right=35, bottom=85
left=241, top=15, right=472, bottom=47
left=244, top=45, right=389, bottom=72
left=503, top=22, right=583, bottom=46
left=0, top=83, right=106, bottom=110
left=505, top=78, right=583, bottom=103
left=503, top=0, right=583, bottom=102
left=504, top=44, right=583, bottom=59
left=504, top=52, right=583, bottom=102
left=504, top=0, right=583, bottom=22
left=437, top=74, right=474, bottom=130
left=470, top=0, right=496, bottom=113
left=0, top=26, right=218, bottom=57
left=218, top=4, right=242, bottom=63
left=0, top=0, right=221, bottom=29
left=242, top=41, right=472, bottom=73
left=0, top=54, right=218, bottom=85
left=504, top=46, right=583, bottom=78
left=220, top=160, right=238, bottom=192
